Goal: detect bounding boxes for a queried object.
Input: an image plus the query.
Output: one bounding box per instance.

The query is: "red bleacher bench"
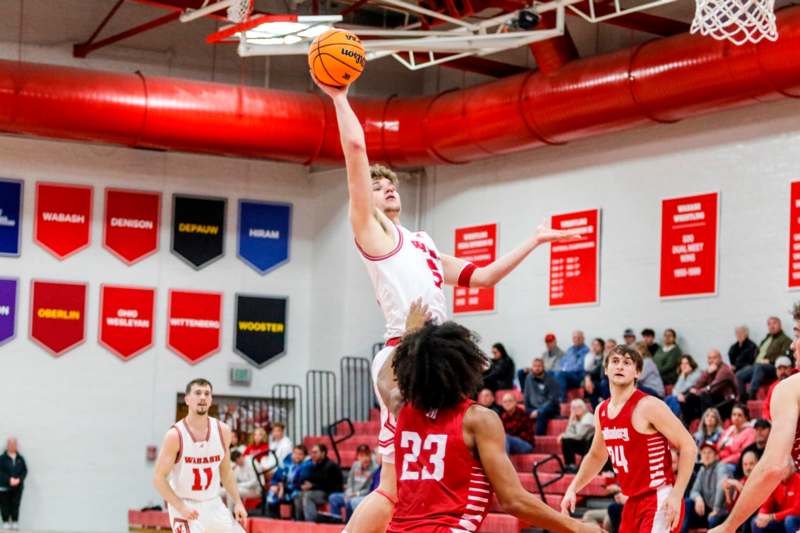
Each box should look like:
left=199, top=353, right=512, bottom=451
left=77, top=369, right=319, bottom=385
left=518, top=473, right=607, bottom=496
left=128, top=510, right=170, bottom=530
left=249, top=518, right=344, bottom=533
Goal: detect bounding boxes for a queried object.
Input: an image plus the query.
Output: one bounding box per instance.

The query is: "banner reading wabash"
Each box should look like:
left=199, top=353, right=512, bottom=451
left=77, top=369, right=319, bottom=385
left=104, top=189, right=161, bottom=265
left=99, top=285, right=156, bottom=361
left=167, top=289, right=222, bottom=364
left=35, top=183, right=93, bottom=259
left=0, top=179, right=22, bottom=256
left=238, top=200, right=292, bottom=275
left=234, top=294, right=287, bottom=367
left=0, top=278, right=18, bottom=347
left=171, top=194, right=226, bottom=269
left=30, top=280, right=87, bottom=357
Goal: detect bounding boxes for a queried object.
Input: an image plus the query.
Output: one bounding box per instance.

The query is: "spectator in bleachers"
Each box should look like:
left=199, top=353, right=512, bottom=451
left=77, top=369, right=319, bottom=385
left=517, top=334, right=562, bottom=393
left=267, top=445, right=310, bottom=518
left=693, top=407, right=724, bottom=447
left=524, top=356, right=561, bottom=436
left=749, top=462, right=800, bottom=533
left=641, top=328, right=660, bottom=357
left=0, top=437, right=26, bottom=531
left=243, top=427, right=269, bottom=457
left=622, top=328, right=636, bottom=347
left=584, top=338, right=605, bottom=407
left=260, top=422, right=294, bottom=474
left=683, top=349, right=738, bottom=424
left=665, top=355, right=702, bottom=417
left=482, top=342, right=515, bottom=393
left=715, top=449, right=759, bottom=532
left=229, top=432, right=246, bottom=455
left=762, top=356, right=796, bottom=421
left=555, top=330, right=588, bottom=402
left=294, top=443, right=343, bottom=522
left=228, top=450, right=260, bottom=510
left=582, top=475, right=621, bottom=531
left=635, top=341, right=665, bottom=398
left=654, top=328, right=683, bottom=386
left=682, top=441, right=730, bottom=533
left=737, top=316, right=792, bottom=401
left=500, top=392, right=535, bottom=455
left=559, top=399, right=594, bottom=473
left=477, top=388, right=503, bottom=417
left=729, top=325, right=759, bottom=373
left=735, top=419, right=770, bottom=479
left=604, top=338, right=617, bottom=355
left=329, top=444, right=377, bottom=522
left=717, top=404, right=756, bottom=469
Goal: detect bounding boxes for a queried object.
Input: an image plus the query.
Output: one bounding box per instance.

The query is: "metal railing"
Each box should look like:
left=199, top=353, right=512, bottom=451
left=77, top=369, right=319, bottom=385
left=340, top=356, right=372, bottom=423
left=326, top=418, right=356, bottom=465
left=271, top=383, right=304, bottom=446
left=306, top=370, right=338, bottom=437
left=532, top=454, right=567, bottom=501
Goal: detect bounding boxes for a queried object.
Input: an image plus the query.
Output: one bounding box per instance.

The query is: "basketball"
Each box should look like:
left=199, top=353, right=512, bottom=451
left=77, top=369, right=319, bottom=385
left=308, top=29, right=365, bottom=87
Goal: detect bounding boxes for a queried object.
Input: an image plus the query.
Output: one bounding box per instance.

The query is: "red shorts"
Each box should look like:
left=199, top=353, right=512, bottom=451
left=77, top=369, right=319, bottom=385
left=620, top=486, right=684, bottom=533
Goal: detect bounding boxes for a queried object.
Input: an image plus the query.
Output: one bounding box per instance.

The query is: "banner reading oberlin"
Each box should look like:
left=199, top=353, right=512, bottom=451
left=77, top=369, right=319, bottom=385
left=167, top=289, right=222, bottom=364
left=0, top=179, right=22, bottom=256
left=104, top=189, right=161, bottom=265
left=30, top=280, right=87, bottom=357
left=99, top=285, right=156, bottom=361
left=235, top=294, right=287, bottom=367
left=171, top=194, right=226, bottom=269
left=549, top=209, right=601, bottom=307
left=238, top=200, right=292, bottom=275
left=35, top=183, right=93, bottom=260
left=0, top=278, right=18, bottom=347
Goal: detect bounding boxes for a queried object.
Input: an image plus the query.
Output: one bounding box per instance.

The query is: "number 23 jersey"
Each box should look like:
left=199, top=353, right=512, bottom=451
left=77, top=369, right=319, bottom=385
left=389, top=400, right=491, bottom=533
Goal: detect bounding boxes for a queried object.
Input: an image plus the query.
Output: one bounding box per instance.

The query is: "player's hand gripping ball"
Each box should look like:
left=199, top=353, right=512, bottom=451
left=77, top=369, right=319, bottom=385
left=308, top=29, right=365, bottom=87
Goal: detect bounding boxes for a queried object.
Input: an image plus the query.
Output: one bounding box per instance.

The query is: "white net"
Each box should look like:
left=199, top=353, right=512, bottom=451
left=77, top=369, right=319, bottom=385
left=691, top=0, right=778, bottom=45
left=227, top=0, right=254, bottom=23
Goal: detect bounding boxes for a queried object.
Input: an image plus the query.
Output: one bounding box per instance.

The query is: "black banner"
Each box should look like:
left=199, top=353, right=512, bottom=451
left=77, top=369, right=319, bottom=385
left=171, top=194, right=226, bottom=269
left=234, top=294, right=287, bottom=367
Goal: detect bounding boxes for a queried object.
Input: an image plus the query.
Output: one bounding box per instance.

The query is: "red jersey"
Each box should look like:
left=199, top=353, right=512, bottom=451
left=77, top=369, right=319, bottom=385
left=793, top=420, right=800, bottom=469
left=597, top=389, right=674, bottom=498
left=388, top=400, right=491, bottom=533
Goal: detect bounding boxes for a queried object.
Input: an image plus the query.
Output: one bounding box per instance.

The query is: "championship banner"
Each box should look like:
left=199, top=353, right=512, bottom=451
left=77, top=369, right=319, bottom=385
left=234, top=294, right=287, bottom=367
left=453, top=224, right=496, bottom=314
left=0, top=179, right=22, bottom=256
left=659, top=192, right=719, bottom=299
left=167, top=289, right=222, bottom=364
left=549, top=209, right=601, bottom=307
left=30, top=280, right=87, bottom=357
left=789, top=182, right=800, bottom=289
left=99, top=285, right=156, bottom=361
left=0, top=278, right=18, bottom=347
left=35, top=183, right=93, bottom=260
left=104, top=189, right=161, bottom=265
left=237, top=200, right=292, bottom=275
left=171, top=194, right=226, bottom=269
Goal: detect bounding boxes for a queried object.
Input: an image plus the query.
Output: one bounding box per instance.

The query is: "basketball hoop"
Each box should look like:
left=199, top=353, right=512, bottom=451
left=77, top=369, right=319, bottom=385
left=691, top=0, right=778, bottom=45
left=227, top=0, right=254, bottom=23
left=179, top=0, right=253, bottom=24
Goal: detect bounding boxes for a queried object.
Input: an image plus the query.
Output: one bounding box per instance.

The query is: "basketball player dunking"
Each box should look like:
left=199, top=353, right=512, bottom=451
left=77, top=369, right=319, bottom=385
left=154, top=379, right=247, bottom=533
left=708, top=302, right=800, bottom=533
left=312, top=76, right=581, bottom=533
left=561, top=346, right=697, bottom=533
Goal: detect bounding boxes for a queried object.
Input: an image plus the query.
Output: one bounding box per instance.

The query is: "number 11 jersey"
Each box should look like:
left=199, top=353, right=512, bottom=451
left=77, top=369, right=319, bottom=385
left=169, top=417, right=225, bottom=501
left=388, top=400, right=491, bottom=533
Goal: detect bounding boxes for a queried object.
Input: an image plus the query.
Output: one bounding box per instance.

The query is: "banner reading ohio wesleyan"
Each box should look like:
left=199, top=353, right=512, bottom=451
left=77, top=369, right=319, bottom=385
left=104, top=189, right=161, bottom=265
left=238, top=200, right=292, bottom=275
left=0, top=179, right=22, bottom=256
left=171, top=194, right=226, bottom=269
left=99, top=285, right=156, bottom=361
left=167, top=289, right=222, bottom=364
left=35, top=183, right=93, bottom=259
left=0, top=278, right=18, bottom=347
left=234, top=294, right=287, bottom=367
left=30, top=280, right=87, bottom=357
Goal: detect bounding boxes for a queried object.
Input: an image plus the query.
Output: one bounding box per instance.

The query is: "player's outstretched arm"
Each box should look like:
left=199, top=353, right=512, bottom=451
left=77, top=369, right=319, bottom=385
left=153, top=429, right=198, bottom=520
left=440, top=220, right=581, bottom=288
left=467, top=406, right=605, bottom=533
left=561, top=415, right=608, bottom=515
left=218, top=422, right=248, bottom=528
left=709, top=376, right=800, bottom=533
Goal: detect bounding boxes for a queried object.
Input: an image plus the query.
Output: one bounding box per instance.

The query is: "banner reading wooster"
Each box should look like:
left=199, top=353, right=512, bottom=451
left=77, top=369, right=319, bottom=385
left=171, top=194, right=226, bottom=269
left=35, top=183, right=93, bottom=259
left=104, top=189, right=161, bottom=265
left=0, top=278, right=18, bottom=347
left=99, top=285, right=156, bottom=361
left=30, top=280, right=87, bottom=357
left=0, top=179, right=22, bottom=256
left=167, top=289, right=222, bottom=364
left=234, top=294, right=287, bottom=367
left=238, top=200, right=292, bottom=275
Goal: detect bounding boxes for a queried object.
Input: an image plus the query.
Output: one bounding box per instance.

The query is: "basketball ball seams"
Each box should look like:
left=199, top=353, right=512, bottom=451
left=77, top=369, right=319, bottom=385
left=317, top=54, right=345, bottom=86
left=309, top=29, right=364, bottom=86
left=312, top=55, right=337, bottom=86
left=319, top=52, right=364, bottom=74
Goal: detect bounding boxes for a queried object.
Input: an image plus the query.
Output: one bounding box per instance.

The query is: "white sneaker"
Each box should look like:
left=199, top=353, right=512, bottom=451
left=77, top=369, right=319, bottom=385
left=2, top=523, right=9, bottom=530
left=9, top=523, right=17, bottom=531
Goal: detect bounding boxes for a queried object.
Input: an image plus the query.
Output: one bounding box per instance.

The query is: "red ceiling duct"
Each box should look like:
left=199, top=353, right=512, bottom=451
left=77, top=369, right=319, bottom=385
left=1, top=7, right=800, bottom=167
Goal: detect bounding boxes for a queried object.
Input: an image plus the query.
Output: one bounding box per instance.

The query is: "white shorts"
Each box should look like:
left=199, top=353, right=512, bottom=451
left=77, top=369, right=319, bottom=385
left=372, top=344, right=398, bottom=465
left=168, top=497, right=245, bottom=533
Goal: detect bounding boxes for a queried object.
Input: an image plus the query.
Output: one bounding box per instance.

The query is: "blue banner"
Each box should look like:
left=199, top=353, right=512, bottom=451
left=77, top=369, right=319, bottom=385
left=0, top=278, right=17, bottom=346
left=0, top=179, right=22, bottom=256
left=238, top=200, right=292, bottom=275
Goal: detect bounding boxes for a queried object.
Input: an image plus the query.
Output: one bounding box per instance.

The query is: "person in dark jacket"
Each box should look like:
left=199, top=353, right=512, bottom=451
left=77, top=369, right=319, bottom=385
left=294, top=443, right=343, bottom=522
left=482, top=342, right=515, bottom=393
left=0, top=437, right=27, bottom=530
left=523, top=356, right=561, bottom=436
left=736, top=317, right=792, bottom=400
left=728, top=326, right=758, bottom=373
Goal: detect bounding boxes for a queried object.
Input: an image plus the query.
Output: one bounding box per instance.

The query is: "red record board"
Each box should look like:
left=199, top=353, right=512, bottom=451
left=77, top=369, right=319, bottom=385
left=99, top=285, right=156, bottom=360
left=789, top=182, right=800, bottom=289
left=453, top=223, right=496, bottom=314
left=34, top=183, right=93, bottom=259
left=549, top=209, right=601, bottom=307
left=29, top=280, right=87, bottom=356
left=167, top=289, right=222, bottom=364
left=103, top=189, right=161, bottom=265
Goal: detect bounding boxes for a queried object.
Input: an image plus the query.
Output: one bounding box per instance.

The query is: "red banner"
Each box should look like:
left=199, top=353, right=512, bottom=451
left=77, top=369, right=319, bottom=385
left=168, top=290, right=222, bottom=364
left=453, top=224, right=496, bottom=314
left=99, top=285, right=156, bottom=360
left=103, top=189, right=161, bottom=265
left=30, top=280, right=87, bottom=356
left=35, top=183, right=93, bottom=259
left=549, top=209, right=601, bottom=307
left=790, top=182, right=800, bottom=289
left=660, top=192, right=719, bottom=298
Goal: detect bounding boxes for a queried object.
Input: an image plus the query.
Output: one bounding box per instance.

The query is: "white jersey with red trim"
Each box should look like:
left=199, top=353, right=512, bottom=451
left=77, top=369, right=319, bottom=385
left=170, top=417, right=226, bottom=501
left=357, top=224, right=448, bottom=340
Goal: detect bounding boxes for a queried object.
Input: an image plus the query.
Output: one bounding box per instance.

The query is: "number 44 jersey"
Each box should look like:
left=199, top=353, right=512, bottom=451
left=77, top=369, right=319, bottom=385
left=389, top=400, right=492, bottom=533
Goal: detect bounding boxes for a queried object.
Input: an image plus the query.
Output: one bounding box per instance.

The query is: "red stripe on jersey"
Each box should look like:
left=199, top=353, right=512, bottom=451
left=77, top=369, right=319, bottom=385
left=385, top=337, right=401, bottom=347
left=181, top=418, right=211, bottom=443
left=355, top=224, right=404, bottom=262
left=172, top=425, right=183, bottom=464
left=793, top=420, right=800, bottom=469
left=216, top=420, right=225, bottom=451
